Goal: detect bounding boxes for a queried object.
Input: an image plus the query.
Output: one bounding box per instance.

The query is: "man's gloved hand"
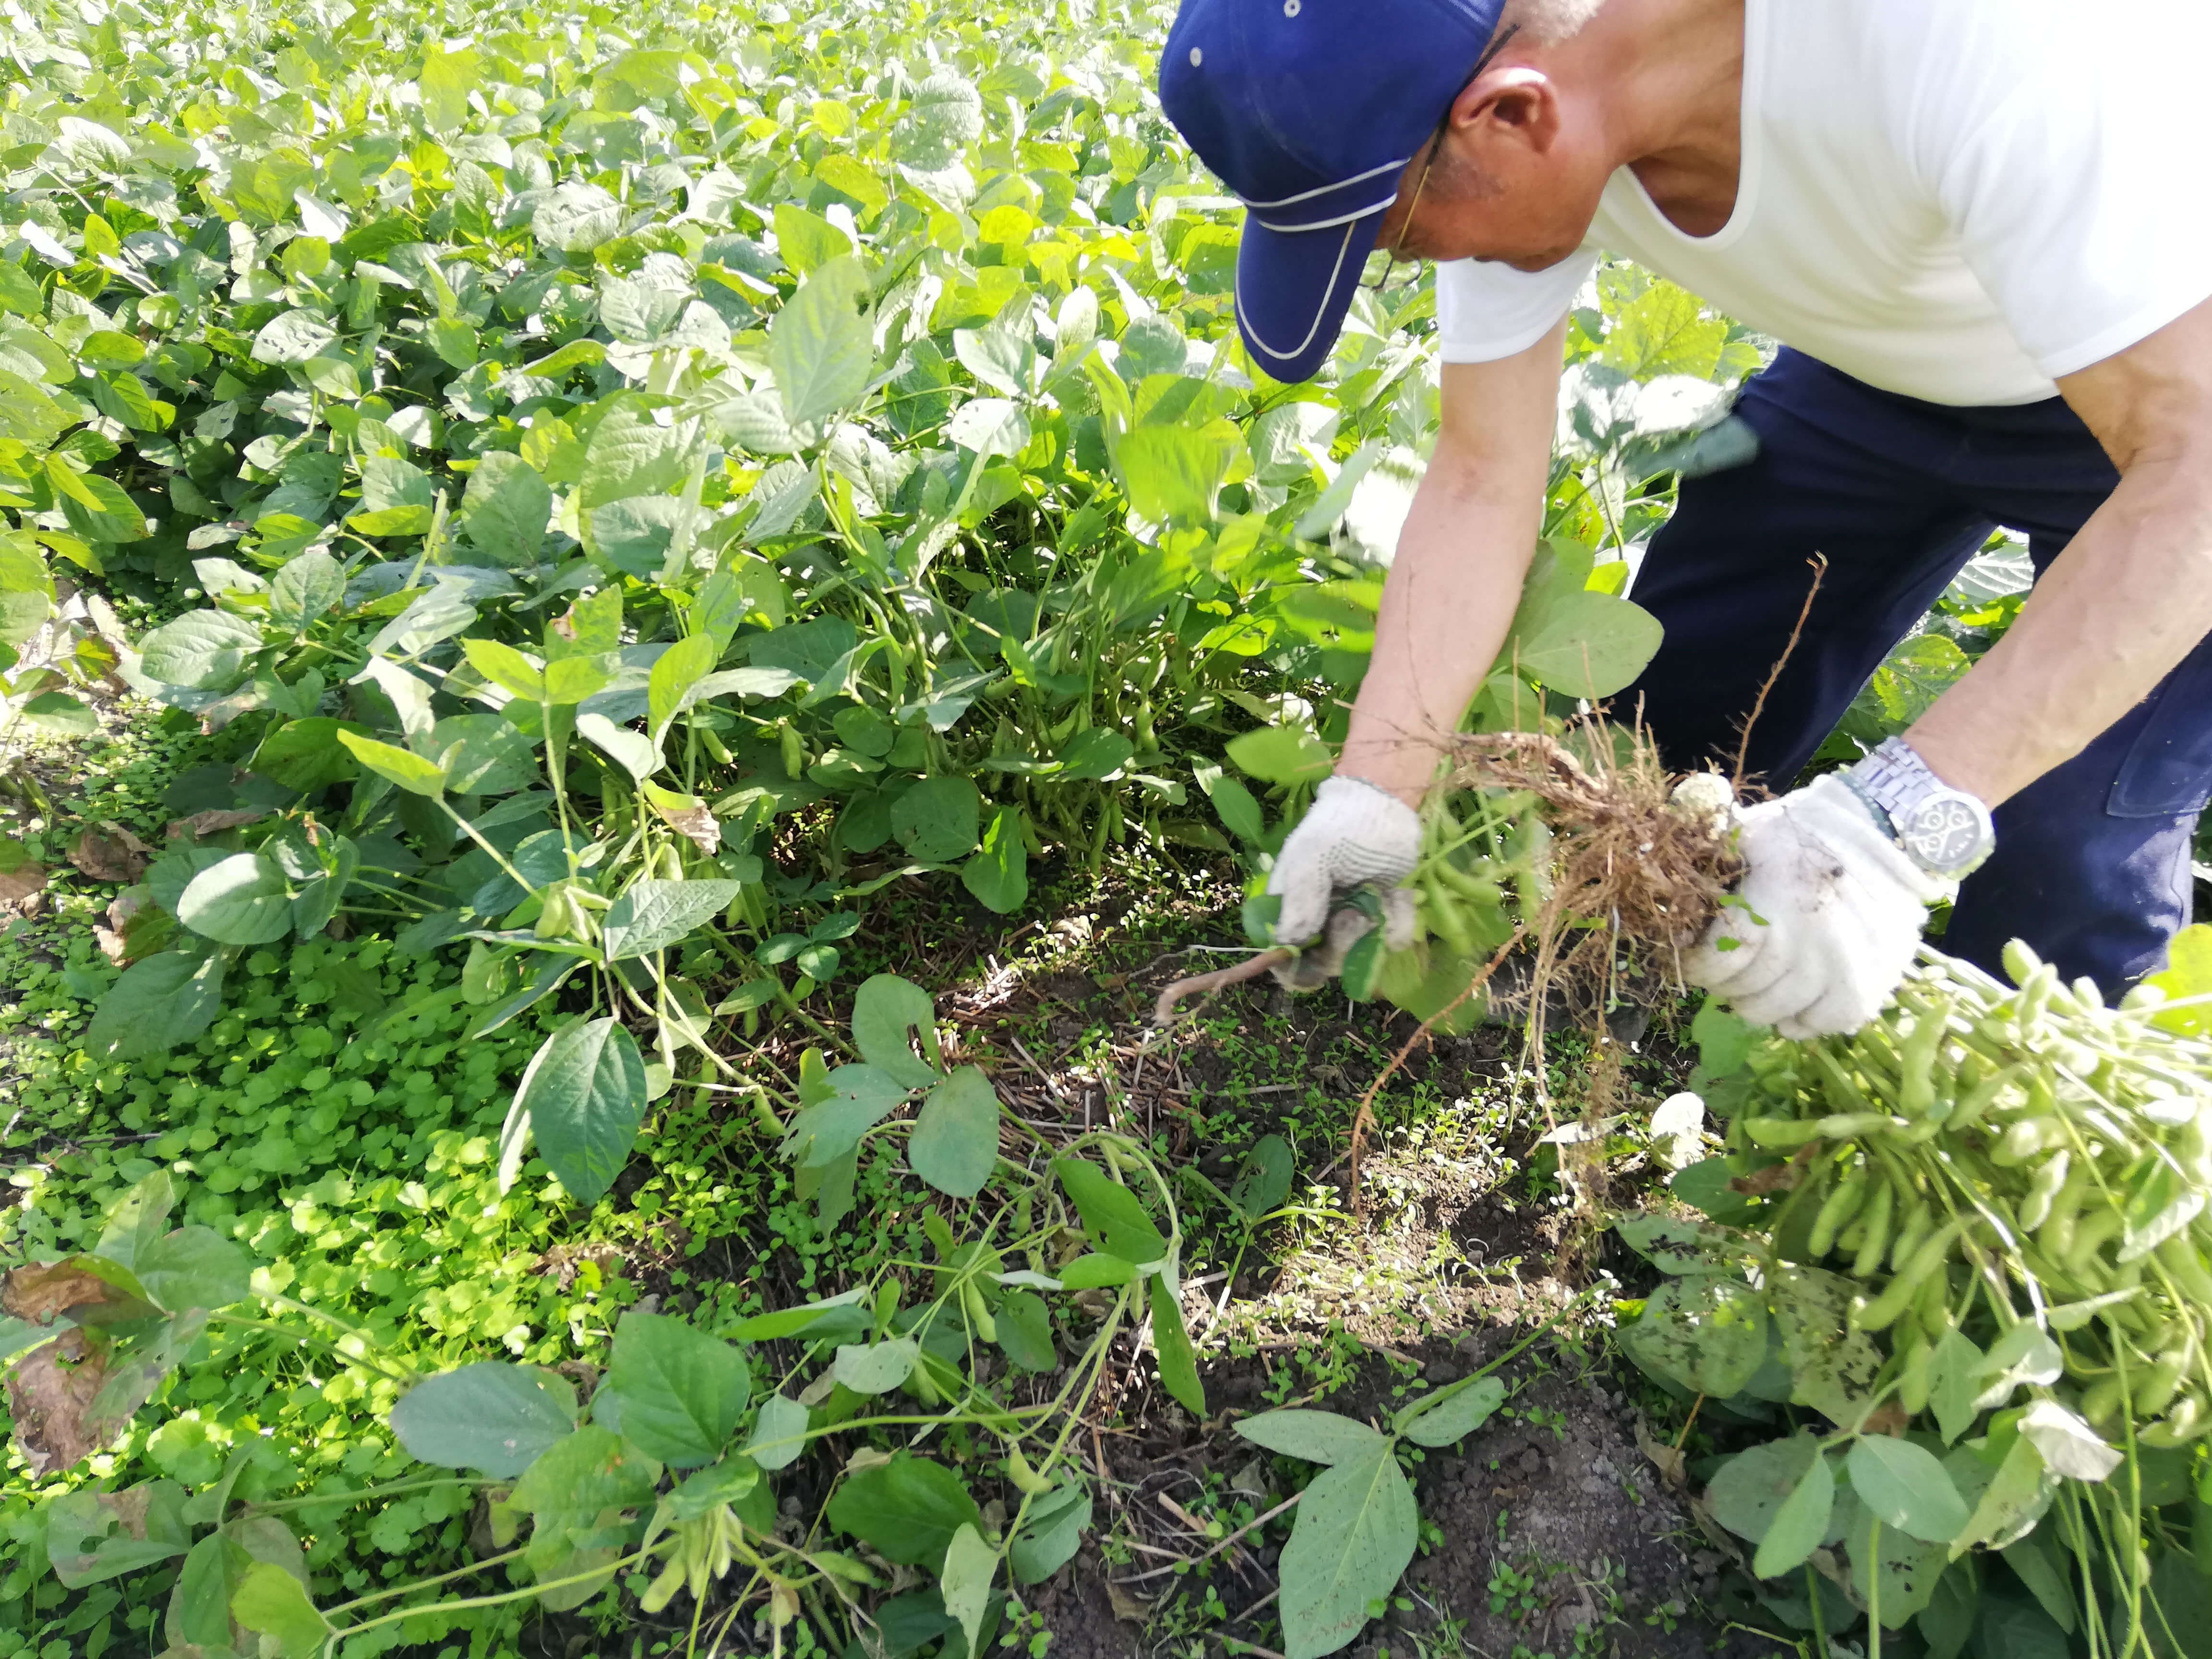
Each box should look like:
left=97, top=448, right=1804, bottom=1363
left=1686, top=773, right=1950, bottom=1038
left=1265, top=775, right=1420, bottom=986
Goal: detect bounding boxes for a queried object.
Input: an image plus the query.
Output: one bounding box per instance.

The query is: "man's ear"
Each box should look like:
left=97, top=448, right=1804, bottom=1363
left=1453, top=67, right=1561, bottom=156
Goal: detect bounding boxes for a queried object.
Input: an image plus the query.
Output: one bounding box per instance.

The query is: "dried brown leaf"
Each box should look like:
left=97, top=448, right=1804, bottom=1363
left=68, top=830, right=147, bottom=883
left=100, top=822, right=154, bottom=856
left=1, top=1259, right=132, bottom=1323
left=655, top=804, right=721, bottom=854
left=5, top=1328, right=107, bottom=1477
left=166, top=808, right=264, bottom=840
left=0, top=854, right=46, bottom=907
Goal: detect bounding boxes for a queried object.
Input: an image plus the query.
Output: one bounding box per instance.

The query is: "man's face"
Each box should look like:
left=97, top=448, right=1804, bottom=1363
left=1372, top=78, right=1608, bottom=274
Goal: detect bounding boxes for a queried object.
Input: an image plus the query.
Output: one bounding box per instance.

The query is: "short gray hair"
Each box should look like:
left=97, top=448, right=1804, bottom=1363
left=1504, top=0, right=1608, bottom=45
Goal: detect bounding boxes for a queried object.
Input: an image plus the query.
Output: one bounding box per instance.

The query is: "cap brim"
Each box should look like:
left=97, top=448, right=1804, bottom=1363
left=1234, top=209, right=1385, bottom=384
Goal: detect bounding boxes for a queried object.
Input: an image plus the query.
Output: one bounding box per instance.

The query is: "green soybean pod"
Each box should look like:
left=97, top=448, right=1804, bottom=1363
left=1856, top=1220, right=1963, bottom=1331
left=1810, top=1168, right=1871, bottom=1259
left=1743, top=1117, right=1827, bottom=1149
left=2066, top=1208, right=2125, bottom=1277
left=1899, top=1005, right=1946, bottom=1119
left=1899, top=1331, right=1936, bottom=1414
left=2019, top=1150, right=2073, bottom=1232
left=1852, top=1179, right=1897, bottom=1279
left=1993, top=1115, right=2059, bottom=1167
left=1887, top=1198, right=1934, bottom=1274
left=2081, top=1373, right=2126, bottom=1429
left=1913, top=1262, right=1952, bottom=1339
left=2138, top=1351, right=2188, bottom=1416
left=2157, top=1235, right=2212, bottom=1302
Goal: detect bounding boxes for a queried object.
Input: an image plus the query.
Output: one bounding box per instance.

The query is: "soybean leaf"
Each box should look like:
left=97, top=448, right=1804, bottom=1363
left=1051, top=1157, right=1167, bottom=1265
left=909, top=1066, right=1001, bottom=1198
left=2017, top=1398, right=2121, bottom=1483
left=833, top=1338, right=920, bottom=1395
left=1010, top=1481, right=1091, bottom=1585
left=601, top=879, right=742, bottom=961
left=267, top=548, right=344, bottom=633
left=457, top=452, right=553, bottom=566
left=1753, top=1452, right=1834, bottom=1579
left=1625, top=1273, right=1766, bottom=1397
left=1276, top=1438, right=1419, bottom=1659
left=745, top=1395, right=809, bottom=1472
left=336, top=731, right=446, bottom=797
left=229, top=1560, right=329, bottom=1658
left=1930, top=1330, right=1985, bottom=1444
left=1770, top=1266, right=1882, bottom=1427
left=1147, top=1274, right=1205, bottom=1417
left=826, top=1452, right=982, bottom=1569
left=939, top=1523, right=995, bottom=1659
left=1235, top=1410, right=1386, bottom=1467
left=1953, top=1433, right=2059, bottom=1556
left=138, top=610, right=263, bottom=690
left=599, top=1312, right=750, bottom=1469
left=514, top=1017, right=648, bottom=1204
left=133, top=1227, right=250, bottom=1313
left=781, top=1065, right=909, bottom=1167
left=1226, top=724, right=1332, bottom=787
left=961, top=803, right=1029, bottom=914
left=1058, top=1254, right=1137, bottom=1289
left=176, top=853, right=292, bottom=946
left=771, top=255, right=874, bottom=427
left=1397, top=1375, right=1505, bottom=1447
left=389, top=1362, right=575, bottom=1478
left=1228, top=1134, right=1294, bottom=1219
left=851, top=974, right=943, bottom=1088
left=1512, top=590, right=1663, bottom=699
left=891, top=776, right=981, bottom=862
left=648, top=632, right=717, bottom=736
left=85, top=950, right=226, bottom=1060
left=993, top=1289, right=1057, bottom=1373
left=1707, top=1435, right=1825, bottom=1546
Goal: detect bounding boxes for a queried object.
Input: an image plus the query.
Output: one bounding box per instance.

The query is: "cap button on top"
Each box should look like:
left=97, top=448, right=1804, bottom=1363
left=1189, top=46, right=1202, bottom=65
left=1283, top=0, right=1300, bottom=13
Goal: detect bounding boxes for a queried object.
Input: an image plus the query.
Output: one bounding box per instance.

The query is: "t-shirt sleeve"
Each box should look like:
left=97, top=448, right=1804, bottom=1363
left=1433, top=252, right=1599, bottom=363
left=1929, top=9, right=2212, bottom=382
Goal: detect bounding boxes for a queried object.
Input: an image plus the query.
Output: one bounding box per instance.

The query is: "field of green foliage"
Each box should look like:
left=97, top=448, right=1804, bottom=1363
left=5, top=1, right=2165, bottom=1659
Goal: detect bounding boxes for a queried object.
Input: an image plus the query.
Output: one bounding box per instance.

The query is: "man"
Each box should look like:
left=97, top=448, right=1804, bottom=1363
left=1156, top=0, right=2212, bottom=1037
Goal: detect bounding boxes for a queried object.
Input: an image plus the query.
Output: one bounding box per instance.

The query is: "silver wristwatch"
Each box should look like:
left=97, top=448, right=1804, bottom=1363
left=1841, top=737, right=1996, bottom=879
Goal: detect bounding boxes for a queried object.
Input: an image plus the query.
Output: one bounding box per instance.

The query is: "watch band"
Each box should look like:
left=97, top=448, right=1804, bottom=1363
left=1843, top=737, right=1995, bottom=878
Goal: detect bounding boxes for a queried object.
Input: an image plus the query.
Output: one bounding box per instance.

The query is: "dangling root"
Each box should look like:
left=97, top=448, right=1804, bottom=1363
left=1151, top=948, right=1295, bottom=1026
left=1443, top=720, right=1743, bottom=1038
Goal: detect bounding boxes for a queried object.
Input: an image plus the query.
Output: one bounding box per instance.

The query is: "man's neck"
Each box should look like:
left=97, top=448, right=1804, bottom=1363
left=1562, top=0, right=1747, bottom=236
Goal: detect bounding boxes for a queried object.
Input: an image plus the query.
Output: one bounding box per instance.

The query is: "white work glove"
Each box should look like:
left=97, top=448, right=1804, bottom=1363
left=1686, top=772, right=1951, bottom=1039
left=1265, top=775, right=1420, bottom=986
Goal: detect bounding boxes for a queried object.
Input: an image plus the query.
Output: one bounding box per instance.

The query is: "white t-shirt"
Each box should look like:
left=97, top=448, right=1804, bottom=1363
left=1434, top=0, right=2212, bottom=406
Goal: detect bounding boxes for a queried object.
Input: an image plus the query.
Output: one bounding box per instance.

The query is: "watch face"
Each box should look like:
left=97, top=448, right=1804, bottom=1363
left=1901, top=793, right=1988, bottom=872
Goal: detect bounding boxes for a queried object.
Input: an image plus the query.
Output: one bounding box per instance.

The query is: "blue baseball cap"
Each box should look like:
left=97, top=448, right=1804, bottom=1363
left=1159, top=0, right=1509, bottom=382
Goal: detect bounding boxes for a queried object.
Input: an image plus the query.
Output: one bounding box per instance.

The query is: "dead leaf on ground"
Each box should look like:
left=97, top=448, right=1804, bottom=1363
left=1634, top=1415, right=1688, bottom=1490
left=1, top=1258, right=135, bottom=1323
left=0, top=848, right=46, bottom=907
left=5, top=1327, right=107, bottom=1477
left=1106, top=1583, right=1152, bottom=1623
left=95, top=889, right=155, bottom=965
left=68, top=829, right=147, bottom=882
left=166, top=808, right=264, bottom=840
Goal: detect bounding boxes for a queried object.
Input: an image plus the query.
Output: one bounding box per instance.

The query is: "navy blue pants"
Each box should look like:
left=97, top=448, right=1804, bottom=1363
left=1627, top=348, right=2212, bottom=991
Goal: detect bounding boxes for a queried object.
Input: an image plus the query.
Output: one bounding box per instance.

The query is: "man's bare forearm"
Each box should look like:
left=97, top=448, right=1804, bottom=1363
left=1337, top=338, right=1563, bottom=808
left=1338, top=469, right=1549, bottom=806
left=1910, top=451, right=2212, bottom=806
